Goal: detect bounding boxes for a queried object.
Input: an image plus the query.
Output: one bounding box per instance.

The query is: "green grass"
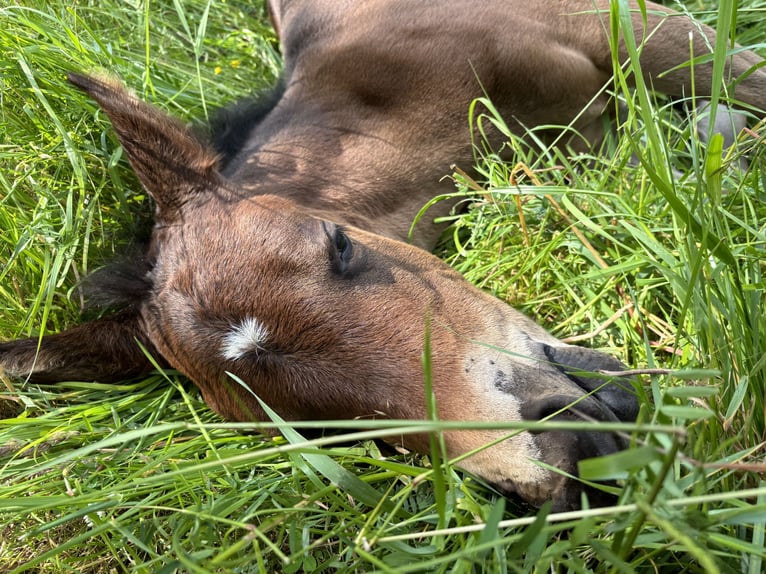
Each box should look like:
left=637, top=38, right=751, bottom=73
left=1, top=0, right=765, bottom=572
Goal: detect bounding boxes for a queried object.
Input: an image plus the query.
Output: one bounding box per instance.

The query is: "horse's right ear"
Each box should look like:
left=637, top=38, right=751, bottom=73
left=67, top=73, right=223, bottom=223
left=0, top=310, right=161, bottom=384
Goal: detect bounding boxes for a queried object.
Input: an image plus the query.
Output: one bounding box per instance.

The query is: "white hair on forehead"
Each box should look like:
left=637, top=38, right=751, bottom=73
left=221, top=317, right=270, bottom=361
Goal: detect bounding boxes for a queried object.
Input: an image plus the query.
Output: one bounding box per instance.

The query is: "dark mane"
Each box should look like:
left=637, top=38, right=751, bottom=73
left=206, top=78, right=286, bottom=170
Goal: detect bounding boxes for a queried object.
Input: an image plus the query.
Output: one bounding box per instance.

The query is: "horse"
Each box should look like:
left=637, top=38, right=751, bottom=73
left=2, top=0, right=765, bottom=511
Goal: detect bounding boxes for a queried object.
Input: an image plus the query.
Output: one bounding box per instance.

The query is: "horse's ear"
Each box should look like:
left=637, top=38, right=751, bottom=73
left=67, top=73, right=222, bottom=223
left=0, top=310, right=161, bottom=384
left=267, top=0, right=284, bottom=42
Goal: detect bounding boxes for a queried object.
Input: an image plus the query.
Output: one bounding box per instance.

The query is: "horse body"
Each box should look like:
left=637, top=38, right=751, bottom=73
left=3, top=0, right=766, bottom=510
left=222, top=0, right=766, bottom=247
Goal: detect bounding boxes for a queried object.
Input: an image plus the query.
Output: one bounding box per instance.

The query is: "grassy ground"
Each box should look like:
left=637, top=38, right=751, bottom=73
left=1, top=0, right=765, bottom=572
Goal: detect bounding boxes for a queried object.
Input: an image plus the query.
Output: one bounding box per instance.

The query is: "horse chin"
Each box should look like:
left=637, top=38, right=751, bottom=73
left=494, top=466, right=619, bottom=512
left=484, top=424, right=624, bottom=510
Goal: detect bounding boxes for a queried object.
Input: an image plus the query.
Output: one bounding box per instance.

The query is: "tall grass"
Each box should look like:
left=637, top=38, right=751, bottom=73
left=1, top=0, right=765, bottom=572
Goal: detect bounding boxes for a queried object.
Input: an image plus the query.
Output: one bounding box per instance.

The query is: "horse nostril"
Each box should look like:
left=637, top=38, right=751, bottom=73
left=521, top=394, right=629, bottom=454
left=541, top=343, right=639, bottom=422
left=521, top=394, right=620, bottom=426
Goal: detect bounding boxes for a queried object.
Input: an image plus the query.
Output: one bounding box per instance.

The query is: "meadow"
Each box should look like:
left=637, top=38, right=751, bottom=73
left=0, top=0, right=765, bottom=572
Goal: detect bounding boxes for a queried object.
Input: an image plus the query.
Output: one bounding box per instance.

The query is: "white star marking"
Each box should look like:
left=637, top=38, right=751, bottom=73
left=221, top=317, right=270, bottom=360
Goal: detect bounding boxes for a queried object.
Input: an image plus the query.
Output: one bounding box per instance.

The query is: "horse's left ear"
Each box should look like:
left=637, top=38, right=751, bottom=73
left=67, top=73, right=222, bottom=223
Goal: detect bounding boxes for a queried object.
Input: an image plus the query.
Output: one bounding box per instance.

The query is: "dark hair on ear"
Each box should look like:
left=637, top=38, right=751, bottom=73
left=81, top=254, right=154, bottom=315
left=78, top=201, right=156, bottom=317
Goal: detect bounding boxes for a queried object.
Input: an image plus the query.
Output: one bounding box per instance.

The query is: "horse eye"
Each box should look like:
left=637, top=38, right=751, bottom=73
left=334, top=227, right=353, bottom=265
left=322, top=222, right=355, bottom=275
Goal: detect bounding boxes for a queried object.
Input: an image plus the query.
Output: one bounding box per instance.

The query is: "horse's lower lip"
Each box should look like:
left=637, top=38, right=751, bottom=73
left=510, top=425, right=625, bottom=510
left=492, top=424, right=625, bottom=510
left=508, top=392, right=631, bottom=508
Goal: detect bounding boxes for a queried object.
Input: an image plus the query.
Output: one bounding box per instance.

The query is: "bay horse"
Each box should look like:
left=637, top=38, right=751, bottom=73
left=2, top=0, right=765, bottom=510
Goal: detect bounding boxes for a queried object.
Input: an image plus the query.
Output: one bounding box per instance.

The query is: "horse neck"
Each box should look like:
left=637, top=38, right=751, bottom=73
left=221, top=106, right=465, bottom=249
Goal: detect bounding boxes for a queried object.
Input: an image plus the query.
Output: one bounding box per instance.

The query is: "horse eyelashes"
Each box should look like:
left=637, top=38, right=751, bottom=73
left=334, top=227, right=353, bottom=270
left=321, top=222, right=354, bottom=276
